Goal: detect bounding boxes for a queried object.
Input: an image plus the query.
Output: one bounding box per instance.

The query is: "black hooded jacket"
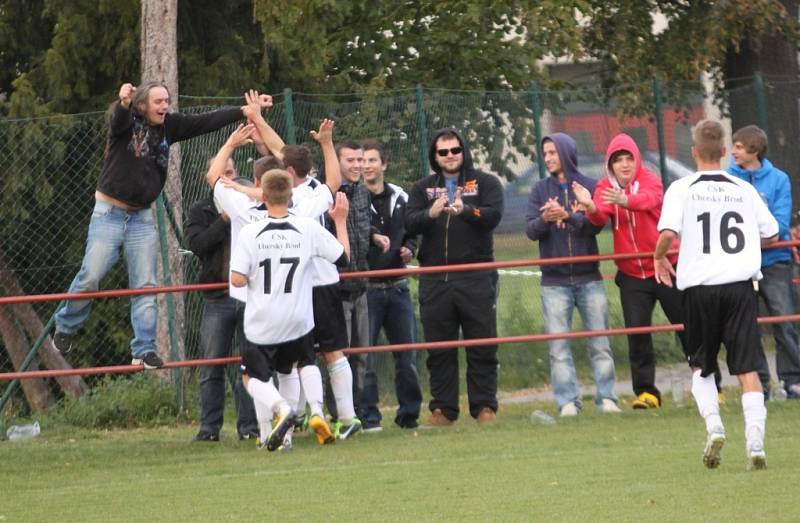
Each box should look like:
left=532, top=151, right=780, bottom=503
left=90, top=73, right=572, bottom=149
left=405, top=128, right=504, bottom=279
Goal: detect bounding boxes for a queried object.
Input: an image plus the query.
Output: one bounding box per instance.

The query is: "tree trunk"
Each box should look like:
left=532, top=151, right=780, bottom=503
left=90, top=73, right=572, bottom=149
left=141, top=0, right=185, bottom=365
left=724, top=0, right=800, bottom=213
left=0, top=306, right=53, bottom=412
left=0, top=254, right=86, bottom=399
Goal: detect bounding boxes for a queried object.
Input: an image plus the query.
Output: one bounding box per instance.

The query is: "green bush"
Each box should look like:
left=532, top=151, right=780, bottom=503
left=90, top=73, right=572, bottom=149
left=51, top=373, right=181, bottom=429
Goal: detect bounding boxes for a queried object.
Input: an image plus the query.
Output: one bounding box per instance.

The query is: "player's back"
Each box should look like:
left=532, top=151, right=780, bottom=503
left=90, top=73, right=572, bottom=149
left=659, top=170, right=778, bottom=289
left=291, top=177, right=341, bottom=287
left=232, top=214, right=344, bottom=345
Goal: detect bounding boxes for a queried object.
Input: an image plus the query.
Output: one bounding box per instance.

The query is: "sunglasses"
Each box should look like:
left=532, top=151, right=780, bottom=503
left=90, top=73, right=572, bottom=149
left=436, top=147, right=463, bottom=157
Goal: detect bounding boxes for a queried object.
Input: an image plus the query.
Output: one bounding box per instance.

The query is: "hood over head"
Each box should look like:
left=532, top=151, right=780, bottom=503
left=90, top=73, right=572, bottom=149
left=428, top=127, right=475, bottom=176
left=541, top=133, right=582, bottom=180
left=604, top=133, right=649, bottom=188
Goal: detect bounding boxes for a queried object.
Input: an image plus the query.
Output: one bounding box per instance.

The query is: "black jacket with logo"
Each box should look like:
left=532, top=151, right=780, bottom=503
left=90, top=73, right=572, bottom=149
left=405, top=128, right=504, bottom=279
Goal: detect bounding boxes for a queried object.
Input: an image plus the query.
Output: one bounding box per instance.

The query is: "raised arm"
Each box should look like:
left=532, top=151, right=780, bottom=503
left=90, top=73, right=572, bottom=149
left=328, top=192, right=351, bottom=262
left=205, top=123, right=254, bottom=188
left=242, top=90, right=286, bottom=160
left=310, top=119, right=341, bottom=194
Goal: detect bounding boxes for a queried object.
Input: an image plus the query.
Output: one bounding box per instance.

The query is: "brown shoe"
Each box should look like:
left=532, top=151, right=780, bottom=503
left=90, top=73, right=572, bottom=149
left=423, top=408, right=454, bottom=428
left=476, top=407, right=496, bottom=425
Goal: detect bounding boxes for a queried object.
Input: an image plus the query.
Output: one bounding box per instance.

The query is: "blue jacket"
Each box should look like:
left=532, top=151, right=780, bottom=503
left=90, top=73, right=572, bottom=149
left=525, top=133, right=604, bottom=286
left=728, top=158, right=792, bottom=267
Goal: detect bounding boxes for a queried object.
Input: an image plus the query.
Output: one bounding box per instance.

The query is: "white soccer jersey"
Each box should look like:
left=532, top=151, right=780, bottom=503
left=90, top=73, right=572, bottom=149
left=658, top=170, right=778, bottom=290
left=213, top=181, right=267, bottom=301
left=230, top=214, right=345, bottom=345
left=290, top=177, right=340, bottom=286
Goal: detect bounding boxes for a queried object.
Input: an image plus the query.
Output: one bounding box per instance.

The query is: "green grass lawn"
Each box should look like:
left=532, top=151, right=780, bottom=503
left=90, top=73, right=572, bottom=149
left=3, top=397, right=798, bottom=522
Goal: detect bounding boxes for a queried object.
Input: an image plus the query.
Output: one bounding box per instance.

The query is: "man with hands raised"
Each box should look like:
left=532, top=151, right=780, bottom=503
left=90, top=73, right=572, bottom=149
left=54, top=82, right=266, bottom=369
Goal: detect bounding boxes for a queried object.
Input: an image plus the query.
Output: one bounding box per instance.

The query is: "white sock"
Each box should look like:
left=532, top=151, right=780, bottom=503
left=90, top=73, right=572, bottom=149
left=691, top=369, right=723, bottom=433
left=741, top=391, right=767, bottom=450
left=296, top=381, right=307, bottom=417
left=328, top=356, right=356, bottom=424
left=277, top=369, right=301, bottom=413
left=299, top=364, right=325, bottom=418
left=253, top=398, right=273, bottom=442
left=246, top=377, right=290, bottom=418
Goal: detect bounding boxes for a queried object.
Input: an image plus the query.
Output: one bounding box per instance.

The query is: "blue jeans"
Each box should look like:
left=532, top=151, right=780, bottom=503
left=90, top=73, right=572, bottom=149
left=55, top=200, right=158, bottom=357
left=759, top=262, right=800, bottom=387
left=364, top=282, right=422, bottom=427
left=541, top=280, right=618, bottom=409
left=198, top=297, right=257, bottom=436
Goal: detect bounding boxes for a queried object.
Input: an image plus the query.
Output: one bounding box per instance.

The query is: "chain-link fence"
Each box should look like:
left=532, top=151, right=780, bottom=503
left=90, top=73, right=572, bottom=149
left=2, top=78, right=798, bottom=418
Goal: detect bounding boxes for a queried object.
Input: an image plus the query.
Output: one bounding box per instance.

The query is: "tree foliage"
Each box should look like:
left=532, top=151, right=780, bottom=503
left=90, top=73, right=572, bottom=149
left=252, top=1, right=588, bottom=92
left=581, top=0, right=800, bottom=106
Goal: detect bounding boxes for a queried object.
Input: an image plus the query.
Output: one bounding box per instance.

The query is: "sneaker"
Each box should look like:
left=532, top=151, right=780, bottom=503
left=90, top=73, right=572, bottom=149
left=279, top=427, right=294, bottom=453
left=599, top=399, right=622, bottom=414
left=703, top=426, right=726, bottom=469
left=476, top=407, right=496, bottom=425
left=192, top=430, right=219, bottom=442
left=363, top=420, right=384, bottom=433
left=786, top=383, right=800, bottom=399
left=396, top=419, right=419, bottom=429
left=335, top=417, right=362, bottom=440
left=293, top=413, right=309, bottom=433
left=559, top=402, right=579, bottom=417
left=238, top=429, right=260, bottom=441
left=422, top=409, right=454, bottom=428
left=309, top=414, right=335, bottom=445
left=631, top=392, right=660, bottom=409
left=132, top=352, right=164, bottom=370
left=266, top=408, right=295, bottom=452
left=747, top=444, right=767, bottom=471
left=53, top=331, right=73, bottom=353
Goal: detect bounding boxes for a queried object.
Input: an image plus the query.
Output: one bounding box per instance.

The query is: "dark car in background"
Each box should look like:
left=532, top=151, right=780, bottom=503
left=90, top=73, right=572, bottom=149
left=497, top=153, right=693, bottom=233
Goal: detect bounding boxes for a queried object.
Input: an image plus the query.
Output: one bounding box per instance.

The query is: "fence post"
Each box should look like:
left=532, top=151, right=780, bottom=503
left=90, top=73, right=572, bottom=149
left=415, top=85, right=429, bottom=179
left=155, top=195, right=184, bottom=418
left=0, top=302, right=63, bottom=439
left=653, top=77, right=669, bottom=188
left=283, top=87, right=296, bottom=145
left=527, top=82, right=546, bottom=180
left=753, top=72, right=769, bottom=135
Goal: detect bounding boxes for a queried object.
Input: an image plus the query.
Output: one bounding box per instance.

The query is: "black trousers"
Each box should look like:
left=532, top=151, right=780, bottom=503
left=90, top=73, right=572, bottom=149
left=419, top=272, right=498, bottom=420
left=616, top=271, right=686, bottom=400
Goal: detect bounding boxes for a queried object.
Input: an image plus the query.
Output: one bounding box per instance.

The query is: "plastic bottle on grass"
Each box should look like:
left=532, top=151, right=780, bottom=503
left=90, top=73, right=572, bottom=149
left=6, top=421, right=40, bottom=441
left=531, top=410, right=556, bottom=426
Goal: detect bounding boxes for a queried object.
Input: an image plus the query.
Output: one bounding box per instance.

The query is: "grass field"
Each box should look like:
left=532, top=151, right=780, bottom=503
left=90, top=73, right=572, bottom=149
left=3, top=396, right=798, bottom=522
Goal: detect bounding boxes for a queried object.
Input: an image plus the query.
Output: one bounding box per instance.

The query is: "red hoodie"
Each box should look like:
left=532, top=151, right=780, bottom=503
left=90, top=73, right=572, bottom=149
left=586, top=134, right=678, bottom=279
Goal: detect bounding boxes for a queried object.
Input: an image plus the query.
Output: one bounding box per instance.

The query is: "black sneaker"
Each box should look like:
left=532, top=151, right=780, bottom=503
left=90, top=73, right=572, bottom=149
left=132, top=352, right=164, bottom=370
left=53, top=331, right=73, bottom=353
left=396, top=419, right=419, bottom=429
left=363, top=420, right=383, bottom=433
left=266, top=408, right=295, bottom=452
left=238, top=429, right=260, bottom=441
left=193, top=430, right=219, bottom=442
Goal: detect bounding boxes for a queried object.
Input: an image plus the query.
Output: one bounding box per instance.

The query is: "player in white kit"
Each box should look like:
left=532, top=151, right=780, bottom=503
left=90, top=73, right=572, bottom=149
left=230, top=168, right=351, bottom=452
left=653, top=120, right=778, bottom=470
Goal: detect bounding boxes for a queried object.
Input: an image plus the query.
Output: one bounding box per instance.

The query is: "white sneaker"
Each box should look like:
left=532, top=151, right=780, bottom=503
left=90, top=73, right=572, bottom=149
left=600, top=399, right=622, bottom=413
left=747, top=444, right=767, bottom=471
left=703, top=426, right=726, bottom=469
left=559, top=402, right=579, bottom=417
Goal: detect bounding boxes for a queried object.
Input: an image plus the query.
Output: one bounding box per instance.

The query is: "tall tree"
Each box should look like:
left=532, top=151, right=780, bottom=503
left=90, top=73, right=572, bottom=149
left=141, top=0, right=185, bottom=365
